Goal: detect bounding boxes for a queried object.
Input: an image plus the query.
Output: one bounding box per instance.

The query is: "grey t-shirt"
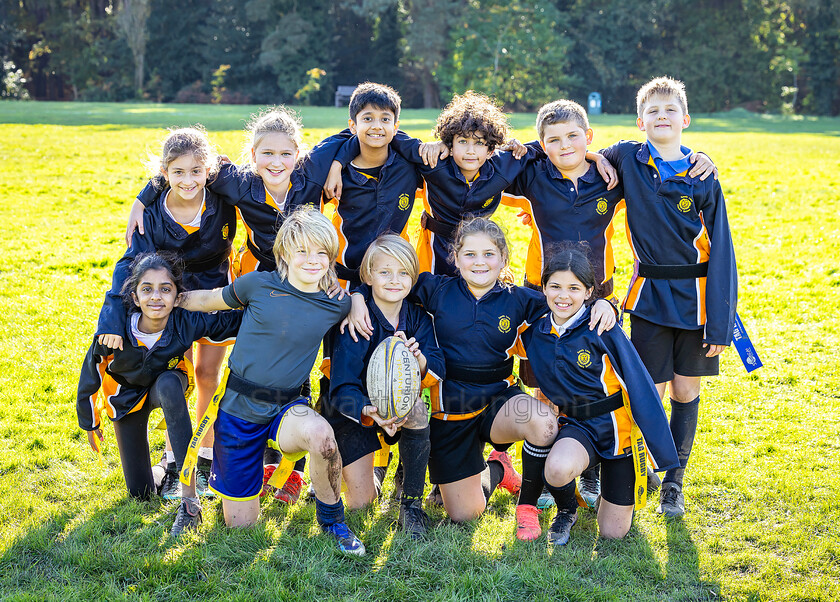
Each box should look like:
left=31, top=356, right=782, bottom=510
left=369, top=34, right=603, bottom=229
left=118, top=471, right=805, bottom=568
left=220, top=271, right=350, bottom=424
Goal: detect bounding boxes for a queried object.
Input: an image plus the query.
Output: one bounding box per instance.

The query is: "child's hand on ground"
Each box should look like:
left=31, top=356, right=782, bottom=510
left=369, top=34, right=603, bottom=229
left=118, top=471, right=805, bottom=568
left=689, top=153, right=719, bottom=180
left=339, top=293, right=373, bottom=342
left=588, top=299, right=617, bottom=334
left=125, top=199, right=146, bottom=247
left=419, top=141, right=449, bottom=168
left=324, top=160, right=343, bottom=200
left=98, top=334, right=124, bottom=350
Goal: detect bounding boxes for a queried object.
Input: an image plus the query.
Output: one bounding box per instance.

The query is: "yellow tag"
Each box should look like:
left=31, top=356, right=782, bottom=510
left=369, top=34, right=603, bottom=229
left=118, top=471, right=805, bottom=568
left=621, top=389, right=647, bottom=509
left=155, top=417, right=167, bottom=430
left=181, top=366, right=230, bottom=486
left=267, top=456, right=296, bottom=489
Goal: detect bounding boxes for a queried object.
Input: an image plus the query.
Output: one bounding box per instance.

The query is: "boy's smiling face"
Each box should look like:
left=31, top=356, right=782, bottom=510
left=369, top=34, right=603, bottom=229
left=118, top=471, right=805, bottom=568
left=349, top=104, right=398, bottom=151
left=450, top=133, right=490, bottom=181
left=637, top=94, right=690, bottom=147
left=541, top=121, right=593, bottom=176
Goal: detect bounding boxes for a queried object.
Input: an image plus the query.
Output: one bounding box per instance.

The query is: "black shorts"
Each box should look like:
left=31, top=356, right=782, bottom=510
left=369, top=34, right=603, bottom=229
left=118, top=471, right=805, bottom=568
left=629, top=315, right=719, bottom=384
left=330, top=415, right=384, bottom=467
left=559, top=424, right=634, bottom=506
left=428, top=386, right=521, bottom=485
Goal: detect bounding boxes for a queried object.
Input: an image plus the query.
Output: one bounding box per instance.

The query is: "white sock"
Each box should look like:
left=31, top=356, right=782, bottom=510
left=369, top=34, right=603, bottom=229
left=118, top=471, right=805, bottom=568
left=165, top=450, right=175, bottom=464
left=198, top=447, right=213, bottom=461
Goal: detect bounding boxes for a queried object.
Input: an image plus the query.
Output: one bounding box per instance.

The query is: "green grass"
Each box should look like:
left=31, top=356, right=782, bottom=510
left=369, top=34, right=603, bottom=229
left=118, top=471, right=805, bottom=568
left=1, top=102, right=839, bottom=601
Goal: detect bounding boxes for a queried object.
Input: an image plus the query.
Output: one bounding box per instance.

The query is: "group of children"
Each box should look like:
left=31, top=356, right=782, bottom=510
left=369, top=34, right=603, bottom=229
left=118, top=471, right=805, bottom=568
left=77, top=76, right=737, bottom=555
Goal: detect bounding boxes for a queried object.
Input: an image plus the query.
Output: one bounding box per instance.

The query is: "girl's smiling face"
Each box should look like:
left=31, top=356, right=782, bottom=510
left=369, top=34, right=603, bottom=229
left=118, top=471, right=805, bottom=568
left=252, top=132, right=298, bottom=191
left=543, top=270, right=592, bottom=324
left=161, top=153, right=209, bottom=204
left=132, top=268, right=178, bottom=325
left=454, top=233, right=504, bottom=296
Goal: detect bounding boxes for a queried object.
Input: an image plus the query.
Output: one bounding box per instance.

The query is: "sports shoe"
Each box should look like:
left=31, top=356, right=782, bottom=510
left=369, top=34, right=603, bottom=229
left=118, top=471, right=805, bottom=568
left=515, top=504, right=541, bottom=541
left=399, top=497, right=429, bottom=540
left=547, top=510, right=577, bottom=546
left=196, top=457, right=215, bottom=499
left=657, top=482, right=685, bottom=518
left=425, top=484, right=443, bottom=507
left=260, top=465, right=277, bottom=498
left=537, top=487, right=556, bottom=510
left=170, top=497, right=202, bottom=537
left=647, top=467, right=662, bottom=494
left=578, top=473, right=601, bottom=509
left=488, top=450, right=521, bottom=495
left=322, top=521, right=366, bottom=556
left=274, top=471, right=305, bottom=505
left=160, top=462, right=182, bottom=500
left=373, top=466, right=387, bottom=498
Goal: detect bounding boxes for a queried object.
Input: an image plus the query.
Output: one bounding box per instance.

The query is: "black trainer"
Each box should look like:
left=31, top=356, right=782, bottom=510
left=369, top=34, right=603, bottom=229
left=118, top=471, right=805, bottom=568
left=657, top=482, right=685, bottom=518
left=170, top=497, right=202, bottom=537
left=547, top=510, right=577, bottom=546
left=399, top=497, right=429, bottom=540
left=160, top=462, right=181, bottom=500
left=647, top=467, right=662, bottom=494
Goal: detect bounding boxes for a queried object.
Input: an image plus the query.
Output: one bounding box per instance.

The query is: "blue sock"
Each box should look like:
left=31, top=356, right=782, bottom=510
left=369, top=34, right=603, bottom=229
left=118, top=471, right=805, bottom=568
left=315, top=497, right=345, bottom=527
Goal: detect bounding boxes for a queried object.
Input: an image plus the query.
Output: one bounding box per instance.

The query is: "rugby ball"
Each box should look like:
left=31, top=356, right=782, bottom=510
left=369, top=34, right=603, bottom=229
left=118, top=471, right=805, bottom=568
left=366, top=336, right=421, bottom=420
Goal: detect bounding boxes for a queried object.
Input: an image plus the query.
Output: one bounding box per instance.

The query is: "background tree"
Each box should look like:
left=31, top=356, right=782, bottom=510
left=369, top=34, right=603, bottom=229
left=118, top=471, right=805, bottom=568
left=114, top=0, right=150, bottom=96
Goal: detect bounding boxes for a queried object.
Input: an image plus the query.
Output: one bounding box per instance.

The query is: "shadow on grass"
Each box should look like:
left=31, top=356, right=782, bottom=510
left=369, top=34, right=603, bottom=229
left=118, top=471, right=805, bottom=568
left=664, top=517, right=721, bottom=601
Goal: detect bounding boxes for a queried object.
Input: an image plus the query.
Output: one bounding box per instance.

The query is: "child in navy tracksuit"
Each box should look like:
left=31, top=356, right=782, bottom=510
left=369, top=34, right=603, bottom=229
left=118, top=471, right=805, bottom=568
left=520, top=243, right=678, bottom=546
left=78, top=253, right=241, bottom=537
left=324, top=235, right=444, bottom=539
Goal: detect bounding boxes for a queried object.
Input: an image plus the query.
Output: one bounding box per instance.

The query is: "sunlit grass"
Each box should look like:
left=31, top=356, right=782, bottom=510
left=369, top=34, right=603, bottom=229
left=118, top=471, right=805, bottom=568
left=1, top=102, right=838, bottom=601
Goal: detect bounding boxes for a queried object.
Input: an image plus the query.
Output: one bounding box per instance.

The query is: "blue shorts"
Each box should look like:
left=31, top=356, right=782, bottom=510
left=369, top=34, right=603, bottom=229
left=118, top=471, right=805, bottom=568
left=210, top=400, right=309, bottom=501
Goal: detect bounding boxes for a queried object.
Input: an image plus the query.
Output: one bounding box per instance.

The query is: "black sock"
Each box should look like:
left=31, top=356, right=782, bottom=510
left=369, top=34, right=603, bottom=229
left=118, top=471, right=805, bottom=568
left=545, top=480, right=577, bottom=514
left=486, top=459, right=505, bottom=500
left=293, top=456, right=306, bottom=472
left=664, top=396, right=700, bottom=486
left=580, top=464, right=600, bottom=482
left=519, top=441, right=552, bottom=506
left=263, top=447, right=281, bottom=465
left=398, top=426, right=430, bottom=501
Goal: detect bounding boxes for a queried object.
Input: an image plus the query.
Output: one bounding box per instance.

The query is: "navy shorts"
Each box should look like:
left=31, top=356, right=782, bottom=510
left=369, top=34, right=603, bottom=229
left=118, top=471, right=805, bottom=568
left=629, top=315, right=719, bottom=384
left=330, top=414, right=384, bottom=467
left=428, top=386, right=523, bottom=485
left=210, top=400, right=309, bottom=500
left=558, top=424, right=635, bottom=506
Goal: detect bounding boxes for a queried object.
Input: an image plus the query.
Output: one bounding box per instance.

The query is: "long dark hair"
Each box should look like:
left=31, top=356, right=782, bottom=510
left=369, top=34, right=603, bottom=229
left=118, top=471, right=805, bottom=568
left=541, top=241, right=597, bottom=298
left=120, top=252, right=185, bottom=312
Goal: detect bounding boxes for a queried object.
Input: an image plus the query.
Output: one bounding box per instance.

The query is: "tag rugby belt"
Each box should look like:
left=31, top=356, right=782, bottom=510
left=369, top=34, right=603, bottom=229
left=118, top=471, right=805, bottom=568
left=557, top=390, right=623, bottom=420
left=421, top=211, right=457, bottom=239
left=637, top=261, right=708, bottom=279
left=226, top=371, right=308, bottom=405
left=445, top=358, right=514, bottom=385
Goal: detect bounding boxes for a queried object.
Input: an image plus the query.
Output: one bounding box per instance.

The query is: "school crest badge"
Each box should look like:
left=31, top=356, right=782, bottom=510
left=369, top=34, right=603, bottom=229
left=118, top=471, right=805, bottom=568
left=167, top=357, right=180, bottom=369
left=222, top=224, right=230, bottom=240
left=577, top=349, right=592, bottom=368
left=595, top=198, right=608, bottom=215
left=677, top=196, right=693, bottom=213
left=398, top=193, right=411, bottom=211
left=498, top=315, right=511, bottom=333
left=482, top=197, right=494, bottom=208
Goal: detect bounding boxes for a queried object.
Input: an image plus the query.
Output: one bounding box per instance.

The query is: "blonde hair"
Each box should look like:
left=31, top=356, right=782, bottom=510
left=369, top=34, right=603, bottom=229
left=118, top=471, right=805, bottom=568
left=148, top=126, right=218, bottom=182
left=242, top=106, right=305, bottom=171
left=449, top=216, right=510, bottom=268
left=359, top=234, right=419, bottom=286
left=273, top=207, right=338, bottom=292
left=636, top=76, right=688, bottom=117
left=536, top=99, right=589, bottom=139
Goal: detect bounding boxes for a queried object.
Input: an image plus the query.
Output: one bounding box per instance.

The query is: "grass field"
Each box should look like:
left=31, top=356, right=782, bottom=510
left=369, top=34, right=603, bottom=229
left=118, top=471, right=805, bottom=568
left=0, top=100, right=838, bottom=602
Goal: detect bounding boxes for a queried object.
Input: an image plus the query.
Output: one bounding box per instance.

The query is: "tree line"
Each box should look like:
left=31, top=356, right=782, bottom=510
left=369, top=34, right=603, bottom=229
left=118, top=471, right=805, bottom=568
left=2, top=0, right=838, bottom=114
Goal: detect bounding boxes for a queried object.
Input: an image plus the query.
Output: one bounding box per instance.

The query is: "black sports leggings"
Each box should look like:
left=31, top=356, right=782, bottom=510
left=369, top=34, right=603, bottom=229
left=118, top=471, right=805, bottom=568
left=112, top=371, right=191, bottom=499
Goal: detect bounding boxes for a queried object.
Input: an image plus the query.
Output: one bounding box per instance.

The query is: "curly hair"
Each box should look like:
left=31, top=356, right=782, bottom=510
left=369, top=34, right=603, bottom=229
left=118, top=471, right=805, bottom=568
left=434, top=91, right=509, bottom=151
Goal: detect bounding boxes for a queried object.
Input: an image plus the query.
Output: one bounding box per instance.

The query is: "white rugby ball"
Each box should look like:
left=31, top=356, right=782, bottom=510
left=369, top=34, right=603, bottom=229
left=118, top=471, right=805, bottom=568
left=366, top=336, right=421, bottom=420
